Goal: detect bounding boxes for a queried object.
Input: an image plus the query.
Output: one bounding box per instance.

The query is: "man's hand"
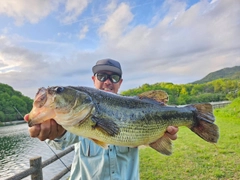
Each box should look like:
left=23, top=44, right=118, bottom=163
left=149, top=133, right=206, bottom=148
left=165, top=126, right=178, bottom=140
left=24, top=114, right=66, bottom=141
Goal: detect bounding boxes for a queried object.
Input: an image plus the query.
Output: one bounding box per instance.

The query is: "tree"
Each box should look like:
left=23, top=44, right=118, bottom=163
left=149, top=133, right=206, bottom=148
left=212, top=79, right=224, bottom=93
left=180, top=86, right=188, bottom=96
left=0, top=111, right=5, bottom=122
left=0, top=83, right=33, bottom=122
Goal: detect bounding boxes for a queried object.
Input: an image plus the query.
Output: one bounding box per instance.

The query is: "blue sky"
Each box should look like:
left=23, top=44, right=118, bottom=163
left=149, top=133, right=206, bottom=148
left=0, top=0, right=239, bottom=98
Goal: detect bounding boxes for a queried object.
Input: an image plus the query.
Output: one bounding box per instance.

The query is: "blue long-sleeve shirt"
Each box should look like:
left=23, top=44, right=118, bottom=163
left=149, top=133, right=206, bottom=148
left=47, top=132, right=139, bottom=180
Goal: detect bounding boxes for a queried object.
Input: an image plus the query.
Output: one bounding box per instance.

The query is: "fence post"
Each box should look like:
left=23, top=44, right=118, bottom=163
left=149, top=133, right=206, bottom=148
left=30, top=156, right=43, bottom=180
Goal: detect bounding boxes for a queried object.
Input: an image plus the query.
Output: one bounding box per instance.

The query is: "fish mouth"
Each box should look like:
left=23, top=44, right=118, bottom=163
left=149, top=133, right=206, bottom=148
left=27, top=87, right=48, bottom=127
left=27, top=87, right=56, bottom=127
left=28, top=120, right=34, bottom=127
left=27, top=108, right=56, bottom=127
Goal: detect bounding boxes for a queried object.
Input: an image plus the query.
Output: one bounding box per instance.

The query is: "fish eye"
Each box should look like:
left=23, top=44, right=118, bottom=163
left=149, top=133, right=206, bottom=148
left=55, top=87, right=64, bottom=93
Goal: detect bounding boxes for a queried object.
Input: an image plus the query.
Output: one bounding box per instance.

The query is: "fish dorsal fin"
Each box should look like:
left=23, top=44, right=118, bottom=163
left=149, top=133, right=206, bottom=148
left=149, top=136, right=172, bottom=155
left=138, top=90, right=169, bottom=105
left=90, top=138, right=108, bottom=149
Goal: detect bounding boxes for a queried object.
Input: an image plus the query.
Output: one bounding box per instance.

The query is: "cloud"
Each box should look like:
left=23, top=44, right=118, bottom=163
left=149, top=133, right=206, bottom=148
left=61, top=0, right=90, bottom=24
left=94, top=0, right=240, bottom=89
left=99, top=2, right=134, bottom=40
left=78, top=25, right=89, bottom=39
left=100, top=0, right=239, bottom=65
left=0, top=0, right=239, bottom=99
left=0, top=0, right=59, bottom=25
left=0, top=0, right=91, bottom=25
left=104, top=0, right=118, bottom=12
left=0, top=35, right=95, bottom=97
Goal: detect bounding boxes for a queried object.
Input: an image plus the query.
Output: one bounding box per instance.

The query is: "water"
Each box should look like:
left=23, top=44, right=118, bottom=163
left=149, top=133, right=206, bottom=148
left=0, top=123, right=74, bottom=180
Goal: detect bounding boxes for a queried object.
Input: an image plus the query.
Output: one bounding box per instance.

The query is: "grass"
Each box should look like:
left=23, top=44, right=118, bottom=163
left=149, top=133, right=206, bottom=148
left=139, top=105, right=240, bottom=180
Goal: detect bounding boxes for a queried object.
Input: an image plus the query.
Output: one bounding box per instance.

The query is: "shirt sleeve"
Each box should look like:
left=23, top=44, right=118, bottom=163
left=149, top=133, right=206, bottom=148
left=46, top=131, right=82, bottom=150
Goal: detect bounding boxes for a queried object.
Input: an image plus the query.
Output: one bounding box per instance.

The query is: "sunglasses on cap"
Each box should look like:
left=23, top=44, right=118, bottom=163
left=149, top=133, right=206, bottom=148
left=95, top=73, right=121, bottom=83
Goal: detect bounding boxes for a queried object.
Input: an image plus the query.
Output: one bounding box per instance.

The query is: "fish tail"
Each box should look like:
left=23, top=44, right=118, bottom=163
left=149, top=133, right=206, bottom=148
left=189, top=103, right=219, bottom=143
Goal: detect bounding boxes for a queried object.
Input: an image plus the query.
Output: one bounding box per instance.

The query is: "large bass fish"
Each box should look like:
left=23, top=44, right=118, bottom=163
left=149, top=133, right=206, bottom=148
left=28, top=86, right=219, bottom=155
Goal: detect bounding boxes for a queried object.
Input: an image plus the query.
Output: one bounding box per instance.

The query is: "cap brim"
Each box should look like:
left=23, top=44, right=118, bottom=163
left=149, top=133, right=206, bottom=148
left=92, top=65, right=122, bottom=75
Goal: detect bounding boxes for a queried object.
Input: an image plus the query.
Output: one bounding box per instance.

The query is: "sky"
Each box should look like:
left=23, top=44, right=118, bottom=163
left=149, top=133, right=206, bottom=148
left=0, top=0, right=239, bottom=98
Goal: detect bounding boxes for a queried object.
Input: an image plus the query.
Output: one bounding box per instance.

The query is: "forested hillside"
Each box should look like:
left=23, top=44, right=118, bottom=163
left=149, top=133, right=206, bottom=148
left=121, top=65, right=240, bottom=105
left=0, top=83, right=33, bottom=122
left=192, top=66, right=240, bottom=84
left=121, top=79, right=240, bottom=105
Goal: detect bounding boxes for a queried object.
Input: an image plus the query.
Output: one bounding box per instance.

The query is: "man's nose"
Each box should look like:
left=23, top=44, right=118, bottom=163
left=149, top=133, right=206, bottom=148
left=104, top=78, right=112, bottom=84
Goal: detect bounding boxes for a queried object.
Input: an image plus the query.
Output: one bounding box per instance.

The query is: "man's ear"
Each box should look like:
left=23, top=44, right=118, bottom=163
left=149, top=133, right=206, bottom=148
left=92, top=76, right=95, bottom=82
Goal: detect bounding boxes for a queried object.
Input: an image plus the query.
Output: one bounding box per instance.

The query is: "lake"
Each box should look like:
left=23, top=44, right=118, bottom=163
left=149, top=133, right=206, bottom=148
left=0, top=123, right=74, bottom=180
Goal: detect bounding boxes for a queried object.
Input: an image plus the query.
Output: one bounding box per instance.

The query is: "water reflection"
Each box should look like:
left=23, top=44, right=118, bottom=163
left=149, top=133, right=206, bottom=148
left=0, top=123, right=74, bottom=180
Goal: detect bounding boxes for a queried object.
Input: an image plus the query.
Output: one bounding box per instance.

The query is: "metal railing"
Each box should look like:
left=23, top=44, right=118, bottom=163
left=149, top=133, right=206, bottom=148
left=210, top=101, right=231, bottom=109
left=6, top=146, right=74, bottom=180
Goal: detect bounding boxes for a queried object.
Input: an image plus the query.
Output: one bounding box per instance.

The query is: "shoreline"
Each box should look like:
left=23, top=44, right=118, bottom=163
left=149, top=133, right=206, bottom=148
left=0, top=120, right=27, bottom=127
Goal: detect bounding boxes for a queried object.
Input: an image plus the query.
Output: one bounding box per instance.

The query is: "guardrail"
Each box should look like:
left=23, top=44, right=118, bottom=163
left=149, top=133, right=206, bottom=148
left=6, top=146, right=74, bottom=180
left=210, top=101, right=231, bottom=109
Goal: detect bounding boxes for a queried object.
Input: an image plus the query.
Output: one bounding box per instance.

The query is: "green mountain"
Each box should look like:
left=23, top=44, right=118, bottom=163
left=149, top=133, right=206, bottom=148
left=0, top=83, right=33, bottom=122
left=191, top=66, right=240, bottom=84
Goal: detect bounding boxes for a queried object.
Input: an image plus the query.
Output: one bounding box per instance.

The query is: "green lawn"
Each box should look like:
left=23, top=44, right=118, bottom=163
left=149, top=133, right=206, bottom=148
left=139, top=114, right=240, bottom=180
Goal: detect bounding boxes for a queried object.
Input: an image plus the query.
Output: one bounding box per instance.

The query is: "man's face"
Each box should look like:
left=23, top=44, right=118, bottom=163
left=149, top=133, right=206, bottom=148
left=92, top=71, right=123, bottom=94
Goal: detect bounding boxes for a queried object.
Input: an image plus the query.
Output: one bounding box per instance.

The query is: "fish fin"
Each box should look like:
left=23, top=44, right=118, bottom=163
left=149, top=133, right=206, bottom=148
left=149, top=136, right=172, bottom=155
left=91, top=116, right=120, bottom=136
left=90, top=138, right=108, bottom=149
left=138, top=90, right=169, bottom=105
left=139, top=97, right=165, bottom=106
left=189, top=103, right=219, bottom=143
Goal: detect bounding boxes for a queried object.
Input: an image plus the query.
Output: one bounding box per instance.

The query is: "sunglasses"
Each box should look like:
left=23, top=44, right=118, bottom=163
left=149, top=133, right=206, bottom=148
left=95, top=73, right=121, bottom=83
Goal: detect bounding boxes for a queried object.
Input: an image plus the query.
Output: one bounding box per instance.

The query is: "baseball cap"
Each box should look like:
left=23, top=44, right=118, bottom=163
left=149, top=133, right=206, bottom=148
left=92, top=58, right=122, bottom=76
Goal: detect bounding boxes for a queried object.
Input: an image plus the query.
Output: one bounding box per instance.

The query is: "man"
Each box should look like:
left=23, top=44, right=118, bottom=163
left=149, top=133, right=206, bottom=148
left=25, top=59, right=178, bottom=180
